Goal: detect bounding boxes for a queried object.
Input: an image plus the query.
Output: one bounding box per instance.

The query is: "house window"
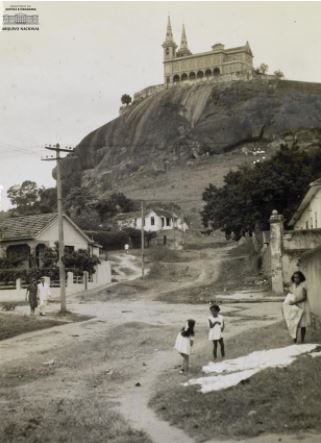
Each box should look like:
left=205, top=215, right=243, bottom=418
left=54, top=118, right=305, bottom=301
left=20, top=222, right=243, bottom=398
left=315, top=212, right=318, bottom=228
left=166, top=217, right=170, bottom=227
left=161, top=217, right=165, bottom=227
left=151, top=216, right=155, bottom=226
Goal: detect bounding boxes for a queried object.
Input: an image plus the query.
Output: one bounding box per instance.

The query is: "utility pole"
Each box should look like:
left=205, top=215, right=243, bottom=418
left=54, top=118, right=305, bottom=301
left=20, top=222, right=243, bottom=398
left=42, top=143, right=75, bottom=313
left=141, top=200, right=145, bottom=279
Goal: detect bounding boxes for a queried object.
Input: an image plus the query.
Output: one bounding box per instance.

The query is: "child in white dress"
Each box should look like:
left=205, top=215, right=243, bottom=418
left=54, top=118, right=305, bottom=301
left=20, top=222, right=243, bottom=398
left=174, top=319, right=196, bottom=373
left=208, top=304, right=225, bottom=360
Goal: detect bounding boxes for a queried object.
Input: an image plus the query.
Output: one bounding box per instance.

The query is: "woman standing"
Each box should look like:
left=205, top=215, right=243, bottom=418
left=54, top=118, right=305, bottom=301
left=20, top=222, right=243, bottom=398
left=26, top=277, right=38, bottom=315
left=290, top=271, right=311, bottom=343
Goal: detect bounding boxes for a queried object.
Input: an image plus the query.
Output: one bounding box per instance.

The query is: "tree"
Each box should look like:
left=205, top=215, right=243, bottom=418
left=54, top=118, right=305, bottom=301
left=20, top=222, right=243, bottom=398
left=7, top=181, right=39, bottom=213
left=274, top=69, right=284, bottom=79
left=36, top=187, right=57, bottom=213
left=202, top=145, right=321, bottom=238
left=254, top=63, right=269, bottom=75
left=109, top=193, right=136, bottom=213
left=259, top=63, right=269, bottom=74
left=121, top=94, right=132, bottom=106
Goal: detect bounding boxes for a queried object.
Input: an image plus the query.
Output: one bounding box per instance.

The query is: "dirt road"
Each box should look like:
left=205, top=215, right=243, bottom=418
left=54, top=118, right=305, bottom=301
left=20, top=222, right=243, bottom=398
left=0, top=250, right=311, bottom=443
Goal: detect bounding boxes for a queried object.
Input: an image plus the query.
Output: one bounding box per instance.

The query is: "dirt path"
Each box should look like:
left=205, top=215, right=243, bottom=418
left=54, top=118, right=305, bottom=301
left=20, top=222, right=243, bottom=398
left=1, top=248, right=312, bottom=443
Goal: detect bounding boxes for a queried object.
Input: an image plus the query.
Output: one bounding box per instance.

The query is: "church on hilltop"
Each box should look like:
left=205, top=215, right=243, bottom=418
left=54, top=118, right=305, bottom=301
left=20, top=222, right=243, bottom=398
left=162, top=17, right=254, bottom=85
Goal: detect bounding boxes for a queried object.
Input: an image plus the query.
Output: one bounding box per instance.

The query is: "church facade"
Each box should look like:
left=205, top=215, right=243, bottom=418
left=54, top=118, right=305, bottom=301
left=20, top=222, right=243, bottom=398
left=162, top=18, right=254, bottom=85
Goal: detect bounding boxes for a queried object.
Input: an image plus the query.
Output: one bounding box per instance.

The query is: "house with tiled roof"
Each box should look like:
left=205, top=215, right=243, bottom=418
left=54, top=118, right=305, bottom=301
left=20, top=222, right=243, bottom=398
left=0, top=213, right=97, bottom=268
left=115, top=206, right=188, bottom=233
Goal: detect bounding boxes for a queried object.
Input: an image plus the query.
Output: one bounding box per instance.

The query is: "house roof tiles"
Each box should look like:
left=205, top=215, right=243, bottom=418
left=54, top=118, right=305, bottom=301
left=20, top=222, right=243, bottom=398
left=0, top=213, right=57, bottom=241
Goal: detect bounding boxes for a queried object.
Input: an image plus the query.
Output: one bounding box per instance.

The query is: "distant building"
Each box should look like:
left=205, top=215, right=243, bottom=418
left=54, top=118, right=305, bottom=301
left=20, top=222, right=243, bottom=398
left=289, top=178, right=321, bottom=230
left=115, top=207, right=188, bottom=232
left=162, top=17, right=253, bottom=85
left=0, top=213, right=98, bottom=268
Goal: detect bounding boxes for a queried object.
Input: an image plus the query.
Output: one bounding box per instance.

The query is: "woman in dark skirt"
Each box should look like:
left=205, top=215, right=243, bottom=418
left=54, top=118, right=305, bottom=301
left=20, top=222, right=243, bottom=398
left=26, top=278, right=38, bottom=315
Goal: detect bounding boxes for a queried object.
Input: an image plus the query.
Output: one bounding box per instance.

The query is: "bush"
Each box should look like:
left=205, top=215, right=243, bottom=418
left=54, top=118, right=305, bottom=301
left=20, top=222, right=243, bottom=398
left=62, top=249, right=100, bottom=274
left=86, top=230, right=130, bottom=250
left=0, top=268, right=60, bottom=285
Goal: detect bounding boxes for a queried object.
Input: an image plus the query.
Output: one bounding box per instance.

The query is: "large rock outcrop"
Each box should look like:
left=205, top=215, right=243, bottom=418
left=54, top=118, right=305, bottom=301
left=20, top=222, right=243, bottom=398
left=61, top=79, right=321, bottom=199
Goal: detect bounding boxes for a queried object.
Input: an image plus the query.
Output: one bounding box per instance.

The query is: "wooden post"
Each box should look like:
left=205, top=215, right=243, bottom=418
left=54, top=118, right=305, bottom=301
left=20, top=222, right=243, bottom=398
left=43, top=144, right=75, bottom=312
left=56, top=147, right=67, bottom=312
left=141, top=200, right=145, bottom=279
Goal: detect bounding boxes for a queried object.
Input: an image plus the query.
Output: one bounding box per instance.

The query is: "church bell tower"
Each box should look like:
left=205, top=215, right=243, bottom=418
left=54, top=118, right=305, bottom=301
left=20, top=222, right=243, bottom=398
left=162, top=16, right=177, bottom=61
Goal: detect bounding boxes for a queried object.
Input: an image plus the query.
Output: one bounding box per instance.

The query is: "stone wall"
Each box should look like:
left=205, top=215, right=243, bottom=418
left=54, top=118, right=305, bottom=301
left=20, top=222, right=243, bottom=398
left=268, top=210, right=321, bottom=295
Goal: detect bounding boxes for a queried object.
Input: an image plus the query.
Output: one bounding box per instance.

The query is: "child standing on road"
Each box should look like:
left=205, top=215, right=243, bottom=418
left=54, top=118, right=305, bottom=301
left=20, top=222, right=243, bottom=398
left=174, top=319, right=196, bottom=374
left=208, top=304, right=225, bottom=360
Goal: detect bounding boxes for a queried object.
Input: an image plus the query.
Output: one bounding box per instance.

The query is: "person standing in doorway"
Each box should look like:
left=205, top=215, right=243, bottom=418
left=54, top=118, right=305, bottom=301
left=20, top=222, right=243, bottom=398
left=38, top=276, right=51, bottom=316
left=26, top=277, right=38, bottom=316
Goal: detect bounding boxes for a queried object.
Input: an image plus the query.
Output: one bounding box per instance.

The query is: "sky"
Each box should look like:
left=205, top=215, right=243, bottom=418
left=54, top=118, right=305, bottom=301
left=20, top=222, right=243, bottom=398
left=1, top=1, right=321, bottom=210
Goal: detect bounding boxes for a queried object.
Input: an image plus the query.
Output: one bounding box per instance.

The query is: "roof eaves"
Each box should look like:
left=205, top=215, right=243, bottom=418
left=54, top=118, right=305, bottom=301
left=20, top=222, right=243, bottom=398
left=289, top=181, right=321, bottom=226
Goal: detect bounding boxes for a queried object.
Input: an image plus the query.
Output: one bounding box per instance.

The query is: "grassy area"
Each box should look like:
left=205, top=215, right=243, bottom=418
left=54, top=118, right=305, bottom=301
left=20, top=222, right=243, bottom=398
left=0, top=313, right=66, bottom=341
left=150, top=322, right=321, bottom=441
left=1, top=398, right=151, bottom=443
left=0, top=321, right=170, bottom=442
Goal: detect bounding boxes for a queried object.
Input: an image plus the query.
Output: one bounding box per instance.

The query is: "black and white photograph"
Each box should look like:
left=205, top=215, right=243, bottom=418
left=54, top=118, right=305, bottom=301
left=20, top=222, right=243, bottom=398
left=1, top=1, right=321, bottom=442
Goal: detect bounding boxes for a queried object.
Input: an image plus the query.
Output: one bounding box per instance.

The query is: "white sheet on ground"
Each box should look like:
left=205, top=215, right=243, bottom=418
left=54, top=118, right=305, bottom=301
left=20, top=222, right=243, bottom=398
left=184, top=344, right=319, bottom=394
left=309, top=351, right=321, bottom=358
left=282, top=293, right=303, bottom=339
left=186, top=368, right=261, bottom=393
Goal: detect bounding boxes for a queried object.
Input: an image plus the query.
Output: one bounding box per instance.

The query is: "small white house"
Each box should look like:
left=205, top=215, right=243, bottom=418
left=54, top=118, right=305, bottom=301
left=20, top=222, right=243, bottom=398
left=136, top=209, right=188, bottom=232
left=115, top=208, right=188, bottom=232
left=0, top=213, right=99, bottom=268
left=289, top=178, right=321, bottom=230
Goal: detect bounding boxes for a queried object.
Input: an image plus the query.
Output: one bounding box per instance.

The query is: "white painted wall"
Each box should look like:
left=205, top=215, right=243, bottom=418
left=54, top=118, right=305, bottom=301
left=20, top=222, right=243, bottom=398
left=295, top=188, right=321, bottom=230
left=135, top=210, right=188, bottom=232
left=38, top=217, right=89, bottom=250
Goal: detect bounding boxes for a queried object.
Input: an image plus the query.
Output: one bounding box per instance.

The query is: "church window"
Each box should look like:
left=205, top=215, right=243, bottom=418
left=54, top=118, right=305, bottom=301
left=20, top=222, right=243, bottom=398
left=181, top=73, right=188, bottom=81
left=205, top=69, right=212, bottom=78
left=189, top=72, right=196, bottom=80
left=173, top=74, right=180, bottom=83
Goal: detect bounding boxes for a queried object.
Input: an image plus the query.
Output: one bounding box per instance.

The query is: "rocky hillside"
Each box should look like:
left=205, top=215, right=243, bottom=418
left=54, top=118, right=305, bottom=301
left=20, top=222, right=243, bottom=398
left=60, top=79, right=321, bottom=223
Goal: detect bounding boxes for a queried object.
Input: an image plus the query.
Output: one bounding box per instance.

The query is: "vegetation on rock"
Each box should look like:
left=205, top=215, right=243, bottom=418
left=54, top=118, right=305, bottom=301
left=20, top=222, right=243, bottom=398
left=202, top=144, right=321, bottom=237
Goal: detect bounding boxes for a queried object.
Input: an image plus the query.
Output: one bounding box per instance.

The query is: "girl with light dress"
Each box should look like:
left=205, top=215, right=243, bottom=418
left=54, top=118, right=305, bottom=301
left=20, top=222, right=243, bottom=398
left=174, top=319, right=196, bottom=374
left=208, top=304, right=225, bottom=360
